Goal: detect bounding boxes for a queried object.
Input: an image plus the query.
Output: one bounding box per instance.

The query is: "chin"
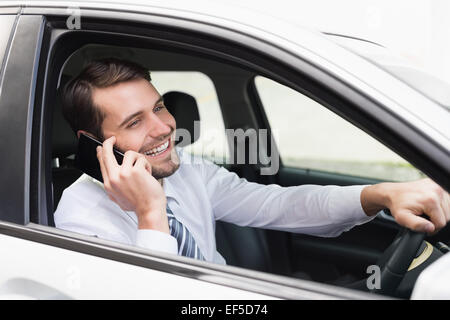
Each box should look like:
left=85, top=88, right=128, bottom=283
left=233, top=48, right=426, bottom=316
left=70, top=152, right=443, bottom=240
left=151, top=158, right=180, bottom=180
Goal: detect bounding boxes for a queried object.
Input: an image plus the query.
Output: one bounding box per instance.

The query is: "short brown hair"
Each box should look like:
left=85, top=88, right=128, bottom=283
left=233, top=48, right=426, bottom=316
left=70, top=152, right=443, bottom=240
left=61, top=58, right=151, bottom=140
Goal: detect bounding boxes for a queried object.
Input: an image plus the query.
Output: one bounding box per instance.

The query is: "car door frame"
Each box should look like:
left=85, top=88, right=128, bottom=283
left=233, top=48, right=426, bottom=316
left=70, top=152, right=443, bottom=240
left=7, top=2, right=450, bottom=299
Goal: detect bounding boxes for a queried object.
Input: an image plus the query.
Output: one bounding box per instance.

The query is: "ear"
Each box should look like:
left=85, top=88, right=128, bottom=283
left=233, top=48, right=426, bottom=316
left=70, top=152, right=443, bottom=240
left=77, top=130, right=91, bottom=139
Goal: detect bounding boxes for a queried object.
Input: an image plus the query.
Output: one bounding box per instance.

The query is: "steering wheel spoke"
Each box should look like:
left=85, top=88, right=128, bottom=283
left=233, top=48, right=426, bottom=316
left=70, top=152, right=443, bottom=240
left=372, top=228, right=425, bottom=296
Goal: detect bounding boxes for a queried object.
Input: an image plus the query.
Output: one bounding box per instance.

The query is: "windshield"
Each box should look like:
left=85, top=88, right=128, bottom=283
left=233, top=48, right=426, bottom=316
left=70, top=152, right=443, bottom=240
left=325, top=34, right=450, bottom=110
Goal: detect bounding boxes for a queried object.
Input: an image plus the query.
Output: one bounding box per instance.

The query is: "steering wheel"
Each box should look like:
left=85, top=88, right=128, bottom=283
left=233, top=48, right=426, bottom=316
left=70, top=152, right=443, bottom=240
left=372, top=227, right=425, bottom=296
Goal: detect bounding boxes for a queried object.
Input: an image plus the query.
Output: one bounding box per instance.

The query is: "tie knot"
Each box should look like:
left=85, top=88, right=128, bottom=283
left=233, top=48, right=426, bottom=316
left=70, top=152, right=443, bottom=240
left=166, top=205, right=175, bottom=218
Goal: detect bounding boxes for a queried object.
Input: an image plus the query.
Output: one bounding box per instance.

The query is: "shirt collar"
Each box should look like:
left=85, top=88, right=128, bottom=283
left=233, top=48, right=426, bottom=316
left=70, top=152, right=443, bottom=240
left=163, top=175, right=179, bottom=203
left=162, top=147, right=184, bottom=204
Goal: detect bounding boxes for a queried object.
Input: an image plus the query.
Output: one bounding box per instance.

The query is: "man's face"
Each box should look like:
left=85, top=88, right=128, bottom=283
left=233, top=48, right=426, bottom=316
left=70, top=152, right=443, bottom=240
left=92, top=78, right=180, bottom=179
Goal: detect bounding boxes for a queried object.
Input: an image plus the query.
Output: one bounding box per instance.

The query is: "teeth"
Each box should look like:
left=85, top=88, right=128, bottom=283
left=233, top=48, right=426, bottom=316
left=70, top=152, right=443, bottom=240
left=144, top=141, right=169, bottom=156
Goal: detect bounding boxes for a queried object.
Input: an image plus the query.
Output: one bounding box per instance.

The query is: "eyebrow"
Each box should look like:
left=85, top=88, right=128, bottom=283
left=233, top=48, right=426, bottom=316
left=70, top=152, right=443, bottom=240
left=118, top=96, right=164, bottom=128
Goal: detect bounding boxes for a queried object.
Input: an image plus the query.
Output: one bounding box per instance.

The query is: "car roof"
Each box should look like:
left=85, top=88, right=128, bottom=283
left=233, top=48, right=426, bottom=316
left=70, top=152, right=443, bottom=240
left=325, top=33, right=450, bottom=109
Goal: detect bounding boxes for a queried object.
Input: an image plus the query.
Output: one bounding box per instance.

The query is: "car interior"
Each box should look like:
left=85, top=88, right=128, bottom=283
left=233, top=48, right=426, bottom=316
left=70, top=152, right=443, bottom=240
left=43, top=28, right=449, bottom=299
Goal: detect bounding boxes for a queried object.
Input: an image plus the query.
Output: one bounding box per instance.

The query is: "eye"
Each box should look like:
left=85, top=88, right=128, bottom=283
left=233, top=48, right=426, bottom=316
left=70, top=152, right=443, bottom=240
left=154, top=104, right=165, bottom=112
left=127, top=119, right=140, bottom=128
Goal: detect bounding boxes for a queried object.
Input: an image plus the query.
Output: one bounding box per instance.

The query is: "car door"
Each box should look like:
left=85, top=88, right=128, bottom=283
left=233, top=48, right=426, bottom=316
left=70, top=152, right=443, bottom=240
left=0, top=4, right=379, bottom=300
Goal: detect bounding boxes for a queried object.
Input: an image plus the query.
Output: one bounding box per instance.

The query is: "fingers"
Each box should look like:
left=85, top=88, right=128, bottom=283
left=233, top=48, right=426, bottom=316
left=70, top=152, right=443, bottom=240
left=443, top=192, right=450, bottom=222
left=98, top=138, right=151, bottom=173
left=396, top=199, right=446, bottom=235
left=122, top=150, right=141, bottom=170
left=122, top=150, right=151, bottom=174
left=395, top=210, right=435, bottom=234
left=134, top=156, right=152, bottom=175
left=426, top=205, right=447, bottom=233
left=422, top=186, right=448, bottom=232
left=392, top=180, right=450, bottom=235
left=96, top=146, right=110, bottom=187
left=101, top=136, right=119, bottom=176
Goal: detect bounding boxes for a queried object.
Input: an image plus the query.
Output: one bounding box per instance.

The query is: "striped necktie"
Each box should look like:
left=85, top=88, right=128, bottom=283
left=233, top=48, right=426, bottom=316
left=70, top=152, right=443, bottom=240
left=167, top=206, right=205, bottom=260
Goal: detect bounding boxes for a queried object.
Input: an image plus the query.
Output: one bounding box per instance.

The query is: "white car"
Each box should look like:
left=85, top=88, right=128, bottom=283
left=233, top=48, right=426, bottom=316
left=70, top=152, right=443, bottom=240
left=0, top=0, right=448, bottom=300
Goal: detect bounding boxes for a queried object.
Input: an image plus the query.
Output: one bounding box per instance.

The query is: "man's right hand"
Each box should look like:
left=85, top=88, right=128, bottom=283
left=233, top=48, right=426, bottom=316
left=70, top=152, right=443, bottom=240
left=96, top=136, right=169, bottom=234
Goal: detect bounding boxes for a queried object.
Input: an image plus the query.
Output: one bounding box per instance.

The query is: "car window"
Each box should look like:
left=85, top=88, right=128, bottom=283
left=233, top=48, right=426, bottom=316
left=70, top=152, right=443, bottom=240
left=150, top=71, right=229, bottom=163
left=254, top=75, right=426, bottom=181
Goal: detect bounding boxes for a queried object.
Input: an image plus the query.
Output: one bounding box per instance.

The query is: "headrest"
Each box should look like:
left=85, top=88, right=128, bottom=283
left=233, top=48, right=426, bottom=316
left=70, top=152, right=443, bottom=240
left=52, top=75, right=78, bottom=159
left=164, top=91, right=200, bottom=147
left=52, top=81, right=200, bottom=159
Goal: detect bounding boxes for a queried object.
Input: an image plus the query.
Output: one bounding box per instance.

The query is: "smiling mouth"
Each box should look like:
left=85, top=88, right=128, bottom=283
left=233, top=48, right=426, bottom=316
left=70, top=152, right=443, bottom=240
left=143, top=140, right=170, bottom=157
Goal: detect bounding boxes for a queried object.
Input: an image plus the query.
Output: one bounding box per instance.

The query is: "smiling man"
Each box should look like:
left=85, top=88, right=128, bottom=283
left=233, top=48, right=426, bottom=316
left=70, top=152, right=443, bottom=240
left=54, top=58, right=450, bottom=264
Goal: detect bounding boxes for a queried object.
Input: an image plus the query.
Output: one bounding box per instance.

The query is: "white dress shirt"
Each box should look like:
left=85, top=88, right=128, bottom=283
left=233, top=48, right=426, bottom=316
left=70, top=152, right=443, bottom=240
left=54, top=148, right=376, bottom=265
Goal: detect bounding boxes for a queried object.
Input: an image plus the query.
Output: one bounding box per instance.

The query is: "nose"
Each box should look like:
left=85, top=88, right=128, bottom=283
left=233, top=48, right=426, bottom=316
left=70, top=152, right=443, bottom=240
left=148, top=113, right=171, bottom=139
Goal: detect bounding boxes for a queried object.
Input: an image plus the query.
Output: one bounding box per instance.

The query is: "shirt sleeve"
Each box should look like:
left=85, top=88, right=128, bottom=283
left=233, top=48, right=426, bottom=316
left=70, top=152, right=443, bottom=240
left=54, top=179, right=179, bottom=255
left=200, top=161, right=377, bottom=237
left=135, top=229, right=178, bottom=254
left=56, top=218, right=179, bottom=255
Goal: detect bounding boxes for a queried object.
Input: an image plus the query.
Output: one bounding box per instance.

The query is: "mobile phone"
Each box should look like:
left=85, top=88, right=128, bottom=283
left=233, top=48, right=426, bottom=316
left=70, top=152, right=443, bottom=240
left=75, top=133, right=124, bottom=183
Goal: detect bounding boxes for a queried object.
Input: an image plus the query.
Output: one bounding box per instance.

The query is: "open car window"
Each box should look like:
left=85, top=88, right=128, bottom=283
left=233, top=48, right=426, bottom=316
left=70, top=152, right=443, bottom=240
left=255, top=75, right=427, bottom=182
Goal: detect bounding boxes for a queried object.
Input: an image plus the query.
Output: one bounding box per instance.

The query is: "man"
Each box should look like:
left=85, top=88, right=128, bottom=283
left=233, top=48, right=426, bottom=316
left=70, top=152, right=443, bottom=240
left=55, top=58, right=450, bottom=264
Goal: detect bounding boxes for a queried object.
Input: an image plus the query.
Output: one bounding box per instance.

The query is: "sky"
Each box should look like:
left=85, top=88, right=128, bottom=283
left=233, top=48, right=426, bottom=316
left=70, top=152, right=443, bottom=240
left=222, top=0, right=450, bottom=86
